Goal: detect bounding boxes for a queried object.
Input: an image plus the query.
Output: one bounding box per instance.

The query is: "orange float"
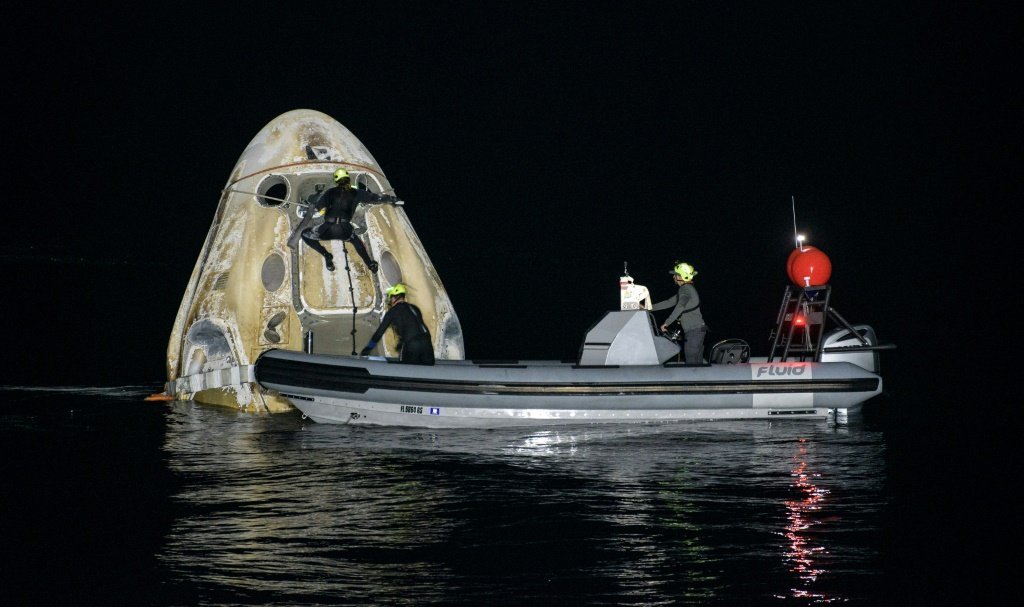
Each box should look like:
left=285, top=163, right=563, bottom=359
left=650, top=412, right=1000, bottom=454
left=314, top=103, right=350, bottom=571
left=786, top=246, right=832, bottom=287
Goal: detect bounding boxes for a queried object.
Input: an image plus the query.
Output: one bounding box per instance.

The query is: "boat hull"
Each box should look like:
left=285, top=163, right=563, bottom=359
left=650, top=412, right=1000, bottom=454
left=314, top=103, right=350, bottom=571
left=291, top=398, right=853, bottom=427
left=256, top=349, right=882, bottom=427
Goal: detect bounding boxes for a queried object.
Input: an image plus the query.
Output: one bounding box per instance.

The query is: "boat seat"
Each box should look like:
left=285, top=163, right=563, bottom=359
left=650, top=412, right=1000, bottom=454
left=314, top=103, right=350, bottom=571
left=709, top=339, right=750, bottom=364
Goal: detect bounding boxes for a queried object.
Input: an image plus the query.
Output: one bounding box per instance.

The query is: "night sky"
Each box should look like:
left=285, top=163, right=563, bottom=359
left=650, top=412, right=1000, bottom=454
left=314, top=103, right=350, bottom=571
left=2, top=5, right=1014, bottom=389
left=1, top=7, right=1017, bottom=598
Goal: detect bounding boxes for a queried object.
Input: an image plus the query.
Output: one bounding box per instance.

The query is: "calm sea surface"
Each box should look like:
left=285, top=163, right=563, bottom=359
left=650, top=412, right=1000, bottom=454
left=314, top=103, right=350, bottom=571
left=0, top=385, right=984, bottom=605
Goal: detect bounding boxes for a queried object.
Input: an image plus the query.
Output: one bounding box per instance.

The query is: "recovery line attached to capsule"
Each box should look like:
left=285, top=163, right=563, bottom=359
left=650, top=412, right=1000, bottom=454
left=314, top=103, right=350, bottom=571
left=220, top=188, right=405, bottom=207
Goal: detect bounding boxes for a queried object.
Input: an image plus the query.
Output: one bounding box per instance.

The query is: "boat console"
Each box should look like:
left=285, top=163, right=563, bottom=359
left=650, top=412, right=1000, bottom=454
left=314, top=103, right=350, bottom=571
left=578, top=311, right=680, bottom=366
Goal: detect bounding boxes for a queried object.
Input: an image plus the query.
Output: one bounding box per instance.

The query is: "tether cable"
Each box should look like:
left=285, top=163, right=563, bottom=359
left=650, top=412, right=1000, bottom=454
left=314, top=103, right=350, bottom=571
left=340, top=241, right=359, bottom=355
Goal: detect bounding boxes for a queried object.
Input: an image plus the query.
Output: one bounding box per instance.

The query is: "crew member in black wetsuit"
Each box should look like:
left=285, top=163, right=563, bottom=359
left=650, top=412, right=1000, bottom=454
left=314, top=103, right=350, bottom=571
left=651, top=261, right=707, bottom=365
left=300, top=168, right=397, bottom=273
left=360, top=283, right=435, bottom=365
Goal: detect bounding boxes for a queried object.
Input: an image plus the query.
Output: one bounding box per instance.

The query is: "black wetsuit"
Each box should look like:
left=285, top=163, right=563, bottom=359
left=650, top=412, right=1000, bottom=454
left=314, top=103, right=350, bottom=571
left=652, top=283, right=707, bottom=364
left=300, top=185, right=396, bottom=269
left=365, top=301, right=435, bottom=365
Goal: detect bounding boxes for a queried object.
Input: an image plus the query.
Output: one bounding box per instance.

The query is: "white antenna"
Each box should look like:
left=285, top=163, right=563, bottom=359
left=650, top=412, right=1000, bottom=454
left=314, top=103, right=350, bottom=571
left=623, top=261, right=630, bottom=277
left=791, top=195, right=805, bottom=251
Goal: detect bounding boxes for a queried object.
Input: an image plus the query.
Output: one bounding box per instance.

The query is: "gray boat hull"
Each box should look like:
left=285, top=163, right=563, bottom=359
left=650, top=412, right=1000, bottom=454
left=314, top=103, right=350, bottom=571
left=255, top=350, right=882, bottom=427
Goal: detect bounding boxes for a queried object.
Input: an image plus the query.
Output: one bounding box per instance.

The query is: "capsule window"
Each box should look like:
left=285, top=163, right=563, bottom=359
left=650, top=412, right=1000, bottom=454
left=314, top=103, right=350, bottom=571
left=354, top=172, right=384, bottom=194
left=256, top=174, right=289, bottom=207
left=261, top=253, right=286, bottom=292
left=379, top=250, right=401, bottom=286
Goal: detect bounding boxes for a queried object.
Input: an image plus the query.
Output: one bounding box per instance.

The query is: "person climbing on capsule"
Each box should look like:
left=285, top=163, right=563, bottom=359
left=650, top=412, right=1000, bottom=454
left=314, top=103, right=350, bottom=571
left=651, top=262, right=707, bottom=365
left=360, top=283, right=435, bottom=365
left=298, top=168, right=398, bottom=273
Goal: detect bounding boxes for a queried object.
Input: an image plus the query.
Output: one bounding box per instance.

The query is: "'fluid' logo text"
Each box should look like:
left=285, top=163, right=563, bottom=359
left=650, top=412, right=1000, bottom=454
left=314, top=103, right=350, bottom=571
left=756, top=365, right=807, bottom=378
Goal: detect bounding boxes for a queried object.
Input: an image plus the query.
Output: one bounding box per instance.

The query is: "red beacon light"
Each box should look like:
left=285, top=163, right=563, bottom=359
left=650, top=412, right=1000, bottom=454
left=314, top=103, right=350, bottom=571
left=786, top=242, right=832, bottom=287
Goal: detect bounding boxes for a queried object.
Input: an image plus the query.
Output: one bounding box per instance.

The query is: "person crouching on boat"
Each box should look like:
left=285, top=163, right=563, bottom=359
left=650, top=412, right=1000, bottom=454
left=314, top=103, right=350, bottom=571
left=652, top=262, right=707, bottom=365
left=360, top=283, right=435, bottom=365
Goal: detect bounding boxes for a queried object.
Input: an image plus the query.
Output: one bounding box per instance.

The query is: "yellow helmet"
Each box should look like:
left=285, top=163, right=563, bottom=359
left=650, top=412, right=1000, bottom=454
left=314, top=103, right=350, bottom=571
left=670, top=262, right=697, bottom=281
left=386, top=283, right=407, bottom=297
left=333, top=168, right=351, bottom=184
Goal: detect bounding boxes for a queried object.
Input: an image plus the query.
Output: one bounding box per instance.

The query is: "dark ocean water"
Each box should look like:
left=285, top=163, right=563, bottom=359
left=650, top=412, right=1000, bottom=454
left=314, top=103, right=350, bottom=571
left=4, top=384, right=991, bottom=606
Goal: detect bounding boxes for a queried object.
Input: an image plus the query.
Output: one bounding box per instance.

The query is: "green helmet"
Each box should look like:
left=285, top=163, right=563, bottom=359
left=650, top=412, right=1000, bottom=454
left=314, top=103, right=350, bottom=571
left=386, top=283, right=407, bottom=297
left=333, top=168, right=351, bottom=184
left=670, top=262, right=697, bottom=281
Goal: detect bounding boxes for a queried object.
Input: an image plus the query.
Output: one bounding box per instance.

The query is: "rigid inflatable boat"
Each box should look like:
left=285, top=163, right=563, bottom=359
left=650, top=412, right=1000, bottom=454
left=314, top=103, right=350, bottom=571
left=255, top=273, right=890, bottom=427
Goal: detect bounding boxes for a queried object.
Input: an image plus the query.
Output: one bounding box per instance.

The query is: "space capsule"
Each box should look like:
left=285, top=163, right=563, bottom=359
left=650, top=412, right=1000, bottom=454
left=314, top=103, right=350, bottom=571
left=164, top=109, right=464, bottom=411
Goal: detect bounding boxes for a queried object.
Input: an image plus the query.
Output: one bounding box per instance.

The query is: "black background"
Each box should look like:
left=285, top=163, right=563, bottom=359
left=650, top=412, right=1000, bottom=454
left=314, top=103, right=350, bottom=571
left=3, top=5, right=1014, bottom=383
left=1, top=5, right=1016, bottom=599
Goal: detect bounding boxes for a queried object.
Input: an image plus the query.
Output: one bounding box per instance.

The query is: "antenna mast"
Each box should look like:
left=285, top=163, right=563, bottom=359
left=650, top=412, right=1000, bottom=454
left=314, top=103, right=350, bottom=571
left=791, top=195, right=804, bottom=251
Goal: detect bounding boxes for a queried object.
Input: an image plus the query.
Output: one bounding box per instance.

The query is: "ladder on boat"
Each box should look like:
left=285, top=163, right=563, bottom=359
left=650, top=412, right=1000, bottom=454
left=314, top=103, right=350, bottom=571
left=767, top=284, right=867, bottom=362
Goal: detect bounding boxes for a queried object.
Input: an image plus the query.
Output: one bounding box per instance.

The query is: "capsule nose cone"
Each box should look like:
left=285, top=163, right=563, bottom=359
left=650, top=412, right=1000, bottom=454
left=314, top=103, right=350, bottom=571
left=230, top=109, right=388, bottom=188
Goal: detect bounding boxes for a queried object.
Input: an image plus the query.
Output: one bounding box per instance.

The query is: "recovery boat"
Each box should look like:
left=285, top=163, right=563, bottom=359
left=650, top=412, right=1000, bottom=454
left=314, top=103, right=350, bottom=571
left=255, top=269, right=891, bottom=427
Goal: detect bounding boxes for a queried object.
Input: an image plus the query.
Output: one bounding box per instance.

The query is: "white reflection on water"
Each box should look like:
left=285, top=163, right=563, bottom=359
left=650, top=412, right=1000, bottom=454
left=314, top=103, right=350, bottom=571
left=157, top=402, right=887, bottom=605
left=505, top=429, right=579, bottom=456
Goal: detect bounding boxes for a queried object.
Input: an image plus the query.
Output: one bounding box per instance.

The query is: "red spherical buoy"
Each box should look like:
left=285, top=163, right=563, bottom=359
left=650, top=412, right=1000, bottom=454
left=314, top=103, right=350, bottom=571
left=787, top=246, right=832, bottom=287
left=786, top=246, right=808, bottom=281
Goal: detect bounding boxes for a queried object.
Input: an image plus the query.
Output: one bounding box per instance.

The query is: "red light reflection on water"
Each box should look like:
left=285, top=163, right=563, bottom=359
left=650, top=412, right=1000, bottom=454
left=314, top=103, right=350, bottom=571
left=780, top=438, right=840, bottom=603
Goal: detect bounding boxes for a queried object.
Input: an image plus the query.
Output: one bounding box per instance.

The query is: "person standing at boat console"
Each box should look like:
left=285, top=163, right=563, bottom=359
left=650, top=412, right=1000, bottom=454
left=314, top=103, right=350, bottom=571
left=298, top=168, right=397, bottom=273
left=360, top=283, right=435, bottom=365
left=652, top=262, right=707, bottom=365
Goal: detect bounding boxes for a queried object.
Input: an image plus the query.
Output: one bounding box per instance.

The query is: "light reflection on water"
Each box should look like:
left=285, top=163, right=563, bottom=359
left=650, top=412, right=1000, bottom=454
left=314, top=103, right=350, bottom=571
left=157, top=401, right=889, bottom=605
left=782, top=439, right=831, bottom=602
